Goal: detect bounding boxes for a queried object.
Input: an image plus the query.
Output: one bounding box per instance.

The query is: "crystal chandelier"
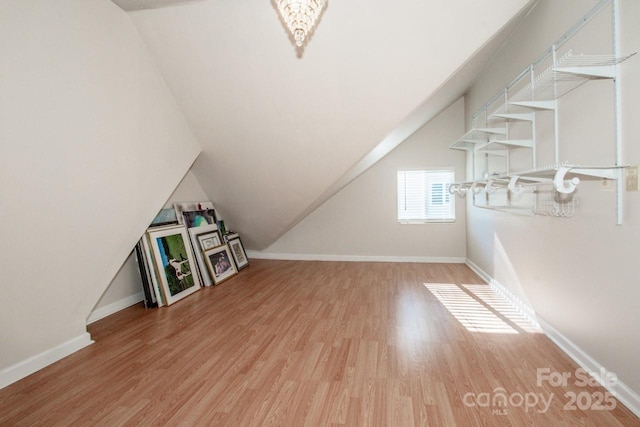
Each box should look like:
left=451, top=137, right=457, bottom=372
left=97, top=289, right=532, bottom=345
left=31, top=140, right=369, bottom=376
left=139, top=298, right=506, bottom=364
left=274, top=0, right=327, bottom=47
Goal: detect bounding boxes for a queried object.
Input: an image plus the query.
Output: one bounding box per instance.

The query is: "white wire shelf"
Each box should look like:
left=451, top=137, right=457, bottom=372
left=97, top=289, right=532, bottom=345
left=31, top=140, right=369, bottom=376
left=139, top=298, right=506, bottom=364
left=507, top=51, right=636, bottom=107
left=554, top=52, right=637, bottom=78
left=489, top=110, right=535, bottom=122
left=506, top=163, right=623, bottom=181
left=475, top=139, right=534, bottom=154
left=488, top=98, right=536, bottom=121
left=449, top=163, right=626, bottom=197
left=452, top=2, right=636, bottom=224
left=449, top=127, right=507, bottom=151
left=509, top=52, right=588, bottom=104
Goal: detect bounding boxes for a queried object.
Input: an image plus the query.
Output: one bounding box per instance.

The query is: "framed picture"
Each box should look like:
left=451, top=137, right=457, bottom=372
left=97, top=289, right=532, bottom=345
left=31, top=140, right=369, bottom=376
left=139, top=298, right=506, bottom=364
left=188, top=224, right=220, bottom=287
left=182, top=209, right=217, bottom=229
left=197, top=231, right=222, bottom=251
left=216, top=220, right=227, bottom=236
left=228, top=236, right=249, bottom=270
left=149, top=208, right=178, bottom=227
left=203, top=245, right=237, bottom=285
left=148, top=225, right=201, bottom=305
left=134, top=240, right=157, bottom=308
left=141, top=232, right=165, bottom=307
left=223, top=232, right=239, bottom=243
left=173, top=201, right=215, bottom=225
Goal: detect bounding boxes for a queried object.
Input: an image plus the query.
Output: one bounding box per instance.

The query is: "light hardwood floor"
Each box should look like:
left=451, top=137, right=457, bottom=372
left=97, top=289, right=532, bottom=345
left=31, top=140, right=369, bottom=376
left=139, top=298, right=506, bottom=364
left=1, top=260, right=638, bottom=426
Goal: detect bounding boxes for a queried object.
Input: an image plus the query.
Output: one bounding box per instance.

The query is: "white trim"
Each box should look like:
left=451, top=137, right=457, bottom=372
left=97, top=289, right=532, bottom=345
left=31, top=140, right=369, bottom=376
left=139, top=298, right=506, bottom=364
left=465, top=259, right=540, bottom=329
left=466, top=258, right=640, bottom=419
left=538, top=316, right=640, bottom=419
left=86, top=292, right=144, bottom=325
left=247, top=251, right=466, bottom=264
left=489, top=280, right=540, bottom=329
left=0, top=333, right=94, bottom=390
left=465, top=258, right=492, bottom=283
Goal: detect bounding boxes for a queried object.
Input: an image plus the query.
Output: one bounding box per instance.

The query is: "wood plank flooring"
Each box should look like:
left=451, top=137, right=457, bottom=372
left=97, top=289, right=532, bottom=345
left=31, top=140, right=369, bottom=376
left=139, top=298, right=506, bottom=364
left=0, top=260, right=638, bottom=426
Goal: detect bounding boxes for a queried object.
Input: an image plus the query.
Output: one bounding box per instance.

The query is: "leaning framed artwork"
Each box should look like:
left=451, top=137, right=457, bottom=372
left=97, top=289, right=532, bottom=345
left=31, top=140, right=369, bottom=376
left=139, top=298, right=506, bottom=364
left=197, top=231, right=222, bottom=251
left=147, top=225, right=201, bottom=305
left=227, top=236, right=249, bottom=270
left=141, top=232, right=165, bottom=307
left=188, top=224, right=220, bottom=287
left=173, top=201, right=215, bottom=225
left=182, top=209, right=217, bottom=229
left=203, top=244, right=237, bottom=285
left=150, top=208, right=178, bottom=227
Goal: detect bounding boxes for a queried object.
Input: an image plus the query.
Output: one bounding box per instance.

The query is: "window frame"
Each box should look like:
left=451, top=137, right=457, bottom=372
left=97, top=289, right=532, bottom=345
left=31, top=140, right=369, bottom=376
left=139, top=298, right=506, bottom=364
left=396, top=168, right=456, bottom=224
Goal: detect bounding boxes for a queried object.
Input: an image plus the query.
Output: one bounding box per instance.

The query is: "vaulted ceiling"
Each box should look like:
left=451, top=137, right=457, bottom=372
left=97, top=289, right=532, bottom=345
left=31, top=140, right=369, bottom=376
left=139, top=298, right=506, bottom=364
left=114, top=0, right=534, bottom=249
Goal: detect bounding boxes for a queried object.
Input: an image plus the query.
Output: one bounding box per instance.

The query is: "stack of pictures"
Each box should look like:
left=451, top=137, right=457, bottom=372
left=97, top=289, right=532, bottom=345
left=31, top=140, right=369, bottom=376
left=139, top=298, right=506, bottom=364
left=134, top=201, right=250, bottom=308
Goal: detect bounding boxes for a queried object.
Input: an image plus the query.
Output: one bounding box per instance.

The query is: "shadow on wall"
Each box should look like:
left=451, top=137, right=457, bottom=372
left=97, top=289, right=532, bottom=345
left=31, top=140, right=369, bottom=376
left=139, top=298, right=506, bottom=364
left=492, top=233, right=538, bottom=323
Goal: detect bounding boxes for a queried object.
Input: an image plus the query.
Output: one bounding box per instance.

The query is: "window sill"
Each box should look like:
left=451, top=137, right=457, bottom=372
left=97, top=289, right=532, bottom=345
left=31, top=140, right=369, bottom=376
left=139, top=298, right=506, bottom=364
left=398, top=220, right=456, bottom=224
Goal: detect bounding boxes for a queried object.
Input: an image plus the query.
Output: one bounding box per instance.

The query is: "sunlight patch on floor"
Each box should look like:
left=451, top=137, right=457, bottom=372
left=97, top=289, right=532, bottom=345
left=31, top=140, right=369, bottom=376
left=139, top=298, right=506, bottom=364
left=424, top=283, right=518, bottom=334
left=463, top=284, right=542, bottom=333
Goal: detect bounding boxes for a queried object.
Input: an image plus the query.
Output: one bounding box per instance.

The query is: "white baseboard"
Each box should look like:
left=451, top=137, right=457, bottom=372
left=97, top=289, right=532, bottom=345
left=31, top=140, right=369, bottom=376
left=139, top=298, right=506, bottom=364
left=466, top=258, right=640, bottom=419
left=538, top=316, right=640, bottom=419
left=0, top=333, right=94, bottom=390
left=86, top=292, right=144, bottom=325
left=466, top=258, right=540, bottom=329
left=246, top=250, right=465, bottom=264
left=465, top=258, right=492, bottom=283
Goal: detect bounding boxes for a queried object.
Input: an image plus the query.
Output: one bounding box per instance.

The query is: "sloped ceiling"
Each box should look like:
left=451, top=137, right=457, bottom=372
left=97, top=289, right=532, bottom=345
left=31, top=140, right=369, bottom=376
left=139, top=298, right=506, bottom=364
left=118, top=0, right=534, bottom=249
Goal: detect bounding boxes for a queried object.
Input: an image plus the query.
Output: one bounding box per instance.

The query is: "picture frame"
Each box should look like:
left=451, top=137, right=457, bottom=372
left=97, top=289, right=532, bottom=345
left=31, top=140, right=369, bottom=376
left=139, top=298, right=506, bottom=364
left=134, top=240, right=157, bottom=308
left=216, top=219, right=227, bottom=236
left=141, top=231, right=165, bottom=307
left=182, top=209, right=217, bottom=229
left=148, top=225, right=201, bottom=305
left=197, top=231, right=222, bottom=251
left=173, top=201, right=215, bottom=225
left=188, top=224, right=220, bottom=287
left=203, top=244, right=237, bottom=285
left=149, top=208, right=178, bottom=227
left=227, top=236, right=249, bottom=270
left=223, top=232, right=239, bottom=243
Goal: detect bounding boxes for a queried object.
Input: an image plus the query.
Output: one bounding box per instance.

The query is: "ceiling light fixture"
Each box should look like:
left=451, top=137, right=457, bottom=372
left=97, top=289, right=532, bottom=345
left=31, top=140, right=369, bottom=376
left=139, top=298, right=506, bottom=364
left=274, top=0, right=327, bottom=47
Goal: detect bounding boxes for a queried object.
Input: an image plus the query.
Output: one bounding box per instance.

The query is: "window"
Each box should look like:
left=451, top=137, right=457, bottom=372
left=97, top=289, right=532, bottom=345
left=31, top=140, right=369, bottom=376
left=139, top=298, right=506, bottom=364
left=397, top=169, right=455, bottom=223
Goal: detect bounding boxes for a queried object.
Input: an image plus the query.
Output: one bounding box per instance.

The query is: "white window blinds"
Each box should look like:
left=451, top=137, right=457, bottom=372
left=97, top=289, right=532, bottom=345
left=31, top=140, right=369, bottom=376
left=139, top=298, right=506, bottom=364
left=397, top=170, right=455, bottom=223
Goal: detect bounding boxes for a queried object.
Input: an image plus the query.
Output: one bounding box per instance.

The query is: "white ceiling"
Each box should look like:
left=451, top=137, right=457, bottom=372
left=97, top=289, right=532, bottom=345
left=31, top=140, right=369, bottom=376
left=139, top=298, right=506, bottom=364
left=115, top=0, right=534, bottom=249
left=112, top=0, right=205, bottom=11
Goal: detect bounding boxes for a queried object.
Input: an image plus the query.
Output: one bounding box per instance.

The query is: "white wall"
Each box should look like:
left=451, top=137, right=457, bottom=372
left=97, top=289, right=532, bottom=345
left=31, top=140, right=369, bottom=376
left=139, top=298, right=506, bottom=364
left=92, top=170, right=209, bottom=312
left=258, top=98, right=466, bottom=260
left=464, top=0, right=640, bottom=400
left=129, top=0, right=533, bottom=250
left=0, top=0, right=200, bottom=383
left=163, top=170, right=211, bottom=211
left=93, top=253, right=142, bottom=312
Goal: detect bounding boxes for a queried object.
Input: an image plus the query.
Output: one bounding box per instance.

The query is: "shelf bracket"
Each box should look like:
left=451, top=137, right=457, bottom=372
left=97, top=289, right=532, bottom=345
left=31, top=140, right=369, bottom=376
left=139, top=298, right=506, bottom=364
left=509, top=100, right=556, bottom=110
left=554, top=66, right=616, bottom=79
